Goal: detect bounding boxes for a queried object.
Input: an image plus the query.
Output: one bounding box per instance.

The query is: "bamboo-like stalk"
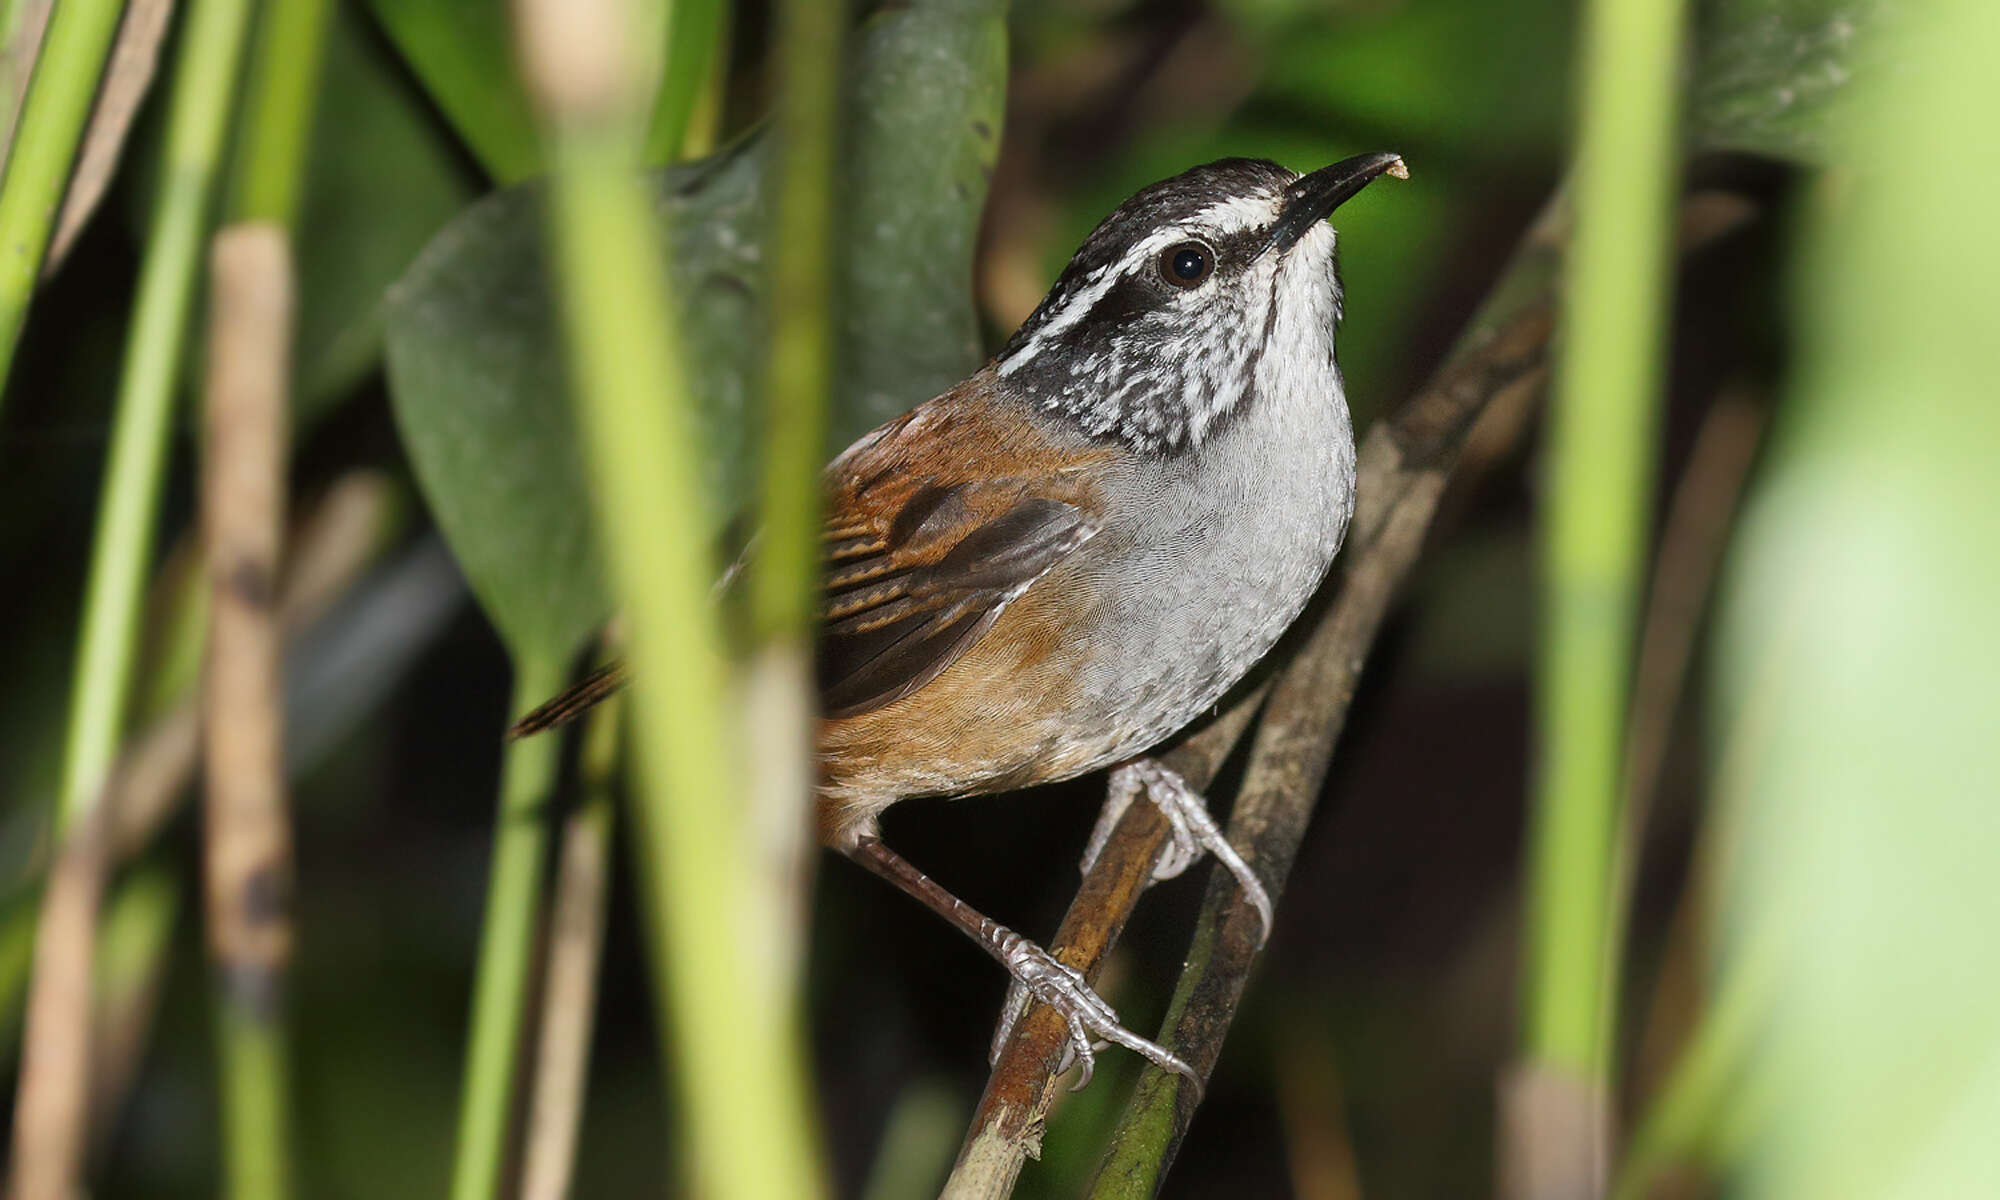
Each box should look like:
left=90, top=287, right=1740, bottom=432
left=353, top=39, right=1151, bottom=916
left=644, top=0, right=724, bottom=164
left=11, top=2, right=258, bottom=1195
left=195, top=8, right=325, bottom=1194
left=451, top=659, right=566, bottom=1200
left=53, top=0, right=259, bottom=833
left=518, top=692, right=620, bottom=1200
left=755, top=0, right=841, bottom=641
left=200, top=224, right=298, bottom=1200
left=737, top=0, right=846, bottom=1005
left=42, top=0, right=175, bottom=274
left=229, top=0, right=328, bottom=227
left=0, top=0, right=56, bottom=155
left=513, top=0, right=825, bottom=1194
left=509, top=12, right=721, bottom=1193
left=1519, top=0, right=1687, bottom=1186
left=0, top=0, right=123, bottom=398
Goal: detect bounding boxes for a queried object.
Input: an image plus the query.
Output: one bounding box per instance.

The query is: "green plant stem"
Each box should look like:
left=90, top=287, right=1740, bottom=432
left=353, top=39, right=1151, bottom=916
left=751, top=0, right=841, bottom=640
left=0, top=0, right=124, bottom=401
left=518, top=689, right=620, bottom=1200
left=231, top=0, right=330, bottom=226
left=1525, top=0, right=1686, bottom=1076
left=645, top=0, right=724, bottom=165
left=539, top=111, right=824, bottom=1200
left=450, top=657, right=566, bottom=1200
left=54, top=0, right=259, bottom=833
left=218, top=999, right=293, bottom=1199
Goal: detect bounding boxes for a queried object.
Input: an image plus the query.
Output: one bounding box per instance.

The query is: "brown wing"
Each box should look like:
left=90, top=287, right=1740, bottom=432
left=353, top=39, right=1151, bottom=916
left=509, top=376, right=1109, bottom=735
left=816, top=378, right=1112, bottom=718
left=819, top=488, right=1097, bottom=717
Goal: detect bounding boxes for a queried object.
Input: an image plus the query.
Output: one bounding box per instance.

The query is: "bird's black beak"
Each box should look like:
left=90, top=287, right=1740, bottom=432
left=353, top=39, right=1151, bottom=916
left=1264, top=152, right=1408, bottom=257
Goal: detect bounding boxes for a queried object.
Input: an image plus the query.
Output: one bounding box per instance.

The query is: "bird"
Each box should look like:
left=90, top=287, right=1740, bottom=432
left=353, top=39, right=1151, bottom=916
left=511, top=151, right=1407, bottom=1084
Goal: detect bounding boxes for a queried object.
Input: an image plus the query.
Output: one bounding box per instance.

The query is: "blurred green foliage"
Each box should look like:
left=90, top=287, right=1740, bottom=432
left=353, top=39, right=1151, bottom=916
left=293, top=8, right=476, bottom=417
left=1691, top=0, right=1888, bottom=162
left=1711, top=1, right=2000, bottom=1194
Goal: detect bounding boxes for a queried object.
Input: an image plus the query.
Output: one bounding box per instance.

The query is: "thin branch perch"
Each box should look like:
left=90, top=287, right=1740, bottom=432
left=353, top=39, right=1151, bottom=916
left=944, top=690, right=1268, bottom=1197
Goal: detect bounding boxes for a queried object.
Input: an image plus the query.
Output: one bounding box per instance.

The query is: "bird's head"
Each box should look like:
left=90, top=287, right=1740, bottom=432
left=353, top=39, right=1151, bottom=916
left=996, top=153, right=1405, bottom=453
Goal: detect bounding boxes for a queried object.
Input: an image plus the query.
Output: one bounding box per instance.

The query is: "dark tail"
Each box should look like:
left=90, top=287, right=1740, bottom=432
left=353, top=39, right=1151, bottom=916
left=507, top=660, right=631, bottom=739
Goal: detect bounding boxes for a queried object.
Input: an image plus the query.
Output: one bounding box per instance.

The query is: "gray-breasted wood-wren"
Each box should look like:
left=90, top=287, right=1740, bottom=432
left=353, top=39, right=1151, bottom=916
left=513, top=152, right=1407, bottom=1082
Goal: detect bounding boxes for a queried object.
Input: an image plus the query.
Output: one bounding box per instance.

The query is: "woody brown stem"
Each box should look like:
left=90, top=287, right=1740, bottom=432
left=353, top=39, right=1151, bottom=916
left=7, top=803, right=110, bottom=1200
left=200, top=223, right=297, bottom=1197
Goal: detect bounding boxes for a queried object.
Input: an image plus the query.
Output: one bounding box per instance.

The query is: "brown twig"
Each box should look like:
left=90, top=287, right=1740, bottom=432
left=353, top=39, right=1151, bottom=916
left=7, top=800, right=111, bottom=1200
left=42, top=0, right=175, bottom=275
left=1609, top=389, right=1766, bottom=949
left=200, top=222, right=296, bottom=1189
left=201, top=222, right=296, bottom=993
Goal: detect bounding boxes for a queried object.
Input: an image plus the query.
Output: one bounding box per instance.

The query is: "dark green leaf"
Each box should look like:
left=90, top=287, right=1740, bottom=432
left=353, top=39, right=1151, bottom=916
left=384, top=0, right=1006, bottom=665
left=363, top=0, right=543, bottom=183
left=294, top=9, right=477, bottom=419
left=1691, top=0, right=1892, bottom=162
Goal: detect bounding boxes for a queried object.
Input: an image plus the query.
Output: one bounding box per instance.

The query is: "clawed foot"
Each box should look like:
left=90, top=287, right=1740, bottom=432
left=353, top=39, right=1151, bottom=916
left=986, top=933, right=1195, bottom=1091
left=1083, top=759, right=1274, bottom=944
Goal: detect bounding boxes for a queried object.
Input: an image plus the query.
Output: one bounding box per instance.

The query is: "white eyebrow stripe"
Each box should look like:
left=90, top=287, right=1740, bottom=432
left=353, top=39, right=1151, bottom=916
left=1190, top=191, right=1287, bottom=237
left=995, top=180, right=1293, bottom=379
left=998, top=225, right=1215, bottom=377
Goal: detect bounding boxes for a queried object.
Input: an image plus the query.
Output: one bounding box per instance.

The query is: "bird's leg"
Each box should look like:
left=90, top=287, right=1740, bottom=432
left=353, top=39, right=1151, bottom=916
left=1082, top=758, right=1274, bottom=943
left=995, top=759, right=1274, bottom=1069
left=845, top=835, right=1195, bottom=1090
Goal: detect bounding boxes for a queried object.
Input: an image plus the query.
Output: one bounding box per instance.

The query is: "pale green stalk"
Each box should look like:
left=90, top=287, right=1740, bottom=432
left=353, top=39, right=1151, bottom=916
left=753, top=0, right=841, bottom=640
left=0, top=0, right=124, bottom=402
left=547, top=131, right=825, bottom=1200
left=644, top=0, right=724, bottom=165
left=1524, top=0, right=1686, bottom=1074
left=450, top=659, right=566, bottom=1200
left=231, top=0, right=330, bottom=226
left=525, top=6, right=824, bottom=1184
left=55, top=0, right=259, bottom=831
left=218, top=1002, right=292, bottom=1199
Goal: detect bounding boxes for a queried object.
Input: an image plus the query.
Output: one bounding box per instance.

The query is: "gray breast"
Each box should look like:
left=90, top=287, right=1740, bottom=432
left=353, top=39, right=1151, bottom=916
left=1058, top=361, right=1357, bottom=769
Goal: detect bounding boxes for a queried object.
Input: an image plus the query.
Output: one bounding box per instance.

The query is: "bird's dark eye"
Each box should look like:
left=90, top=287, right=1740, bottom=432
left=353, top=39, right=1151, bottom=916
left=1159, top=241, right=1213, bottom=289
